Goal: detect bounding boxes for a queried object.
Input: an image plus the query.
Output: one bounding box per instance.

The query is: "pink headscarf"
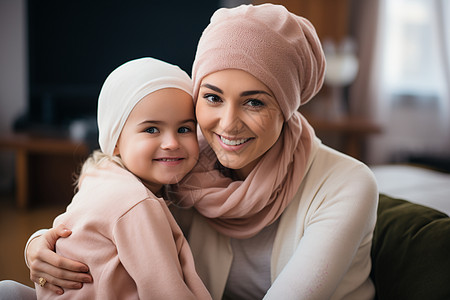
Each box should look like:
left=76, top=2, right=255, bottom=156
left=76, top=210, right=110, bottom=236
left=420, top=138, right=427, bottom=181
left=176, top=4, right=326, bottom=239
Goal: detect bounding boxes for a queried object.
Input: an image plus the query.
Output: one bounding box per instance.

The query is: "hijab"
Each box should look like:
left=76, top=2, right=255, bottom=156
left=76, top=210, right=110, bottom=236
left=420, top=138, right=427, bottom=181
left=176, top=4, right=326, bottom=239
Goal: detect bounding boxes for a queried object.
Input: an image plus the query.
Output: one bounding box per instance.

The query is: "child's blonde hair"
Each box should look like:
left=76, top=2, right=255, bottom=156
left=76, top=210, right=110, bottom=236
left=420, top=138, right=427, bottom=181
left=74, top=150, right=125, bottom=191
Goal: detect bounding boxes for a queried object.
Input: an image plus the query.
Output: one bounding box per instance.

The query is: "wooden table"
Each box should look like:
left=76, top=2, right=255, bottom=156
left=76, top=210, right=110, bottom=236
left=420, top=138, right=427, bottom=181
left=0, top=133, right=90, bottom=209
left=305, top=115, right=382, bottom=161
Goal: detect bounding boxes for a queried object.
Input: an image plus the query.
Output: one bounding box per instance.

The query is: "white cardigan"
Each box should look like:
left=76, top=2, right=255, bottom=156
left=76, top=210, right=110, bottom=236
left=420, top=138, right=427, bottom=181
left=182, top=140, right=378, bottom=300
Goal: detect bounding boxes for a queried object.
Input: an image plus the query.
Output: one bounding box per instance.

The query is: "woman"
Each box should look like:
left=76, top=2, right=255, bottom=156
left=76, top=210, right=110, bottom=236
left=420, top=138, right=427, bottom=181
left=23, top=3, right=378, bottom=299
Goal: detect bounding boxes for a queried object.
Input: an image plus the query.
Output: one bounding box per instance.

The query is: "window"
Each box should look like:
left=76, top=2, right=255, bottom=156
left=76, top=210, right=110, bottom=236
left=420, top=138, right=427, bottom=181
left=380, top=0, right=448, bottom=100
left=369, top=0, right=450, bottom=164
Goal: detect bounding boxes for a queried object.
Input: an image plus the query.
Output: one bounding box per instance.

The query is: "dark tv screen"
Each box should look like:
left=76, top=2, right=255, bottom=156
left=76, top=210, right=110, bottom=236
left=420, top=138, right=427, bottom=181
left=24, top=0, right=217, bottom=132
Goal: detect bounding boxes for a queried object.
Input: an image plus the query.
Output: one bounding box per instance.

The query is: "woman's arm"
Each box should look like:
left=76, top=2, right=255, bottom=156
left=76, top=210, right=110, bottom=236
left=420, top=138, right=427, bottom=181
left=26, top=224, right=93, bottom=295
left=266, top=163, right=378, bottom=299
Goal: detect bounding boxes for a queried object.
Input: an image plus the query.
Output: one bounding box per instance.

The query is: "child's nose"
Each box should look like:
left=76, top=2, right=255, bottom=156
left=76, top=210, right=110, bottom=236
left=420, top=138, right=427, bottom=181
left=160, top=133, right=180, bottom=150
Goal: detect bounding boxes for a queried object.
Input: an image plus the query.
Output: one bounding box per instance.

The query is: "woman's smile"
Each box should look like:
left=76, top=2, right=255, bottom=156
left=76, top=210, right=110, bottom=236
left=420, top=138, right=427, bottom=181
left=217, top=133, right=254, bottom=149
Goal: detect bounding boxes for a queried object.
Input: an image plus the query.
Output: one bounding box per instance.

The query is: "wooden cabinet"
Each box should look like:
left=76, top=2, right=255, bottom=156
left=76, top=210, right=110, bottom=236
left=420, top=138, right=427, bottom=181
left=304, top=114, right=382, bottom=162
left=0, top=134, right=89, bottom=209
left=253, top=0, right=350, bottom=42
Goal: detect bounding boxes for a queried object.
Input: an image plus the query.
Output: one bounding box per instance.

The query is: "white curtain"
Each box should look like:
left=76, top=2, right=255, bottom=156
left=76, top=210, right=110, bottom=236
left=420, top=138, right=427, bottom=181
left=356, top=0, right=450, bottom=164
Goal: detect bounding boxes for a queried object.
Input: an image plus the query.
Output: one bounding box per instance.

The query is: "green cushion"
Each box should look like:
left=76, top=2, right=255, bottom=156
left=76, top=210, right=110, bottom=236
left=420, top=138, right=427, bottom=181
left=371, top=194, right=450, bottom=300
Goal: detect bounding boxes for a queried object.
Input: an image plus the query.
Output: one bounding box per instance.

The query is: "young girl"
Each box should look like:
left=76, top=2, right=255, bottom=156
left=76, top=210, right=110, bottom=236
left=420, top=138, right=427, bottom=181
left=35, top=57, right=210, bottom=299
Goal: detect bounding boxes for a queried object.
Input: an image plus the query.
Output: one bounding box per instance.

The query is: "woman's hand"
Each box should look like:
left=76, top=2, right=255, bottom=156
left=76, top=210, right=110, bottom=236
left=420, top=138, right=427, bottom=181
left=27, top=224, right=93, bottom=295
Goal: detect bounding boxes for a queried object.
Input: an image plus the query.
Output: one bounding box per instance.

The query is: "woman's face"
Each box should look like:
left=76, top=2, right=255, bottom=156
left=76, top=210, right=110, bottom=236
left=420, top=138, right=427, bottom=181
left=196, top=69, right=284, bottom=179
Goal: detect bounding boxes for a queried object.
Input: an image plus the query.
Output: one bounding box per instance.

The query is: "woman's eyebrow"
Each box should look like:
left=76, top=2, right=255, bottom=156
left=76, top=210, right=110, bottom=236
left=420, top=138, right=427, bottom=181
left=201, top=83, right=223, bottom=94
left=240, top=90, right=273, bottom=97
left=201, top=84, right=272, bottom=98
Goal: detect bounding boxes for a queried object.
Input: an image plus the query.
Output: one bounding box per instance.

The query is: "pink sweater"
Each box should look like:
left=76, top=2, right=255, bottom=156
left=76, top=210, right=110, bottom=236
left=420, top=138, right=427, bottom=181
left=36, top=161, right=210, bottom=300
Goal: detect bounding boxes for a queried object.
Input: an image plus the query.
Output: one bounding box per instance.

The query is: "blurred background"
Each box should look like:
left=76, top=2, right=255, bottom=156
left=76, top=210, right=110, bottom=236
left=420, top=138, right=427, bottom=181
left=1, top=0, right=449, bottom=288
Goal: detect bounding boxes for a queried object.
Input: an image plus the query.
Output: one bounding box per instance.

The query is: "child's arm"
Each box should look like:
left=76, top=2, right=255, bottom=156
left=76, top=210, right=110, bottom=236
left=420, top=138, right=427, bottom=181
left=113, top=198, right=210, bottom=300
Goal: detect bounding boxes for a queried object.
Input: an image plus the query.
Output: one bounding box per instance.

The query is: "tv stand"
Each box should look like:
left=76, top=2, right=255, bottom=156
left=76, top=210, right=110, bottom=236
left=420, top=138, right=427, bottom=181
left=0, top=133, right=90, bottom=209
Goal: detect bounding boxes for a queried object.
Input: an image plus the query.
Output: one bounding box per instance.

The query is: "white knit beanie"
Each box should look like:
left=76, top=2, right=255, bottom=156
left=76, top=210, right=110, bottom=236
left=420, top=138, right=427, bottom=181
left=97, top=57, right=192, bottom=155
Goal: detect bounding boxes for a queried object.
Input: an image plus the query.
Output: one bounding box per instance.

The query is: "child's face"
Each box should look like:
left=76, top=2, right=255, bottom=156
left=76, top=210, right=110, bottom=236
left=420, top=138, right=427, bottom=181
left=114, top=88, right=199, bottom=194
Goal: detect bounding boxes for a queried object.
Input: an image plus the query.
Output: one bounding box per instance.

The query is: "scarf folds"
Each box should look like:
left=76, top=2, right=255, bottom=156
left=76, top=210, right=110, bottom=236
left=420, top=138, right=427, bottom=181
left=175, top=112, right=317, bottom=239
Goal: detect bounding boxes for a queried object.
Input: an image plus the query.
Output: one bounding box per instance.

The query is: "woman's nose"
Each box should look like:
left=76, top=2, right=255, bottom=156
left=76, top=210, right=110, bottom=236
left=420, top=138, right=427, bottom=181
left=160, top=132, right=180, bottom=150
left=220, top=104, right=244, bottom=135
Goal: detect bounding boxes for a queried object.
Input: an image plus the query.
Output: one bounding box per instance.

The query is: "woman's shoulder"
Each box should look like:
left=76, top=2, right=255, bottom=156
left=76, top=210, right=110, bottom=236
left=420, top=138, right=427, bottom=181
left=292, top=143, right=378, bottom=225
left=310, top=143, right=375, bottom=179
left=301, top=143, right=378, bottom=204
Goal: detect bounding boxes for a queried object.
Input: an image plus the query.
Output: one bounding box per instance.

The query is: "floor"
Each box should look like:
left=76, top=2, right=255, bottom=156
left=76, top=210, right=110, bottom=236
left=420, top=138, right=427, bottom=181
left=0, top=194, right=66, bottom=288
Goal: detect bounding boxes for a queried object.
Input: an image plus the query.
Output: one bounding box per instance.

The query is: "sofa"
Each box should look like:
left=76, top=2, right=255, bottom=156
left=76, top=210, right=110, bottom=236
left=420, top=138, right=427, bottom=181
left=370, top=165, right=450, bottom=300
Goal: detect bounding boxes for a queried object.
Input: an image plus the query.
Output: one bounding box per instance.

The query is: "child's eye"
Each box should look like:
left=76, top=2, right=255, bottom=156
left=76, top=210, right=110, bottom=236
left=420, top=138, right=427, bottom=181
left=246, top=99, right=265, bottom=107
left=203, top=94, right=221, bottom=104
left=178, top=126, right=192, bottom=134
left=145, top=127, right=159, bottom=134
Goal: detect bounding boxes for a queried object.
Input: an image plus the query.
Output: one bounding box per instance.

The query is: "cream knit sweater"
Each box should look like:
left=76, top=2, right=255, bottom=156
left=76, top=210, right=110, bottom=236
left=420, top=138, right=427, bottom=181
left=181, top=140, right=378, bottom=300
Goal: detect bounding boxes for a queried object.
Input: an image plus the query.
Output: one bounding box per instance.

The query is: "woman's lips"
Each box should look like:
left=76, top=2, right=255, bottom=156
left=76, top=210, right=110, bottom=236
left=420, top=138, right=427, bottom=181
left=220, top=136, right=250, bottom=146
left=216, top=134, right=253, bottom=151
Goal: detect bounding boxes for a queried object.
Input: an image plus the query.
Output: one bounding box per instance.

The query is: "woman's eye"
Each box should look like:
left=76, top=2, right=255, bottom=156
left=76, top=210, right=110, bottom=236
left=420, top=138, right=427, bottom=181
left=145, top=127, right=159, bottom=134
left=203, top=94, right=221, bottom=103
left=178, top=126, right=192, bottom=134
left=246, top=99, right=265, bottom=107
